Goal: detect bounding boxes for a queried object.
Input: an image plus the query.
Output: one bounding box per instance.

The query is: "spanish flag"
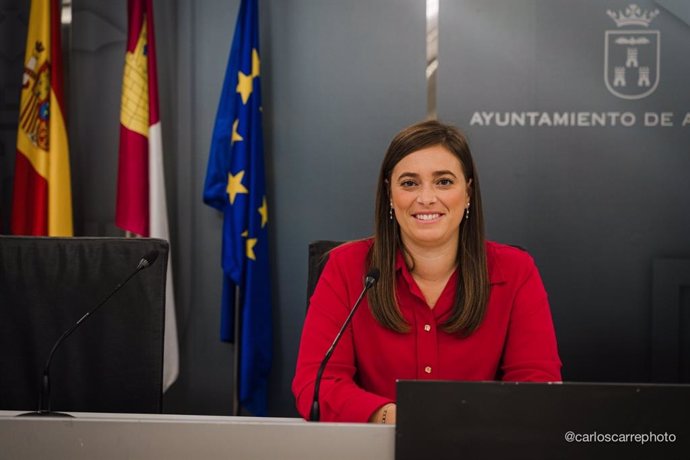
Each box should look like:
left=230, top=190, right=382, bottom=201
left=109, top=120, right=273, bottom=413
left=116, top=0, right=179, bottom=391
left=12, top=0, right=73, bottom=236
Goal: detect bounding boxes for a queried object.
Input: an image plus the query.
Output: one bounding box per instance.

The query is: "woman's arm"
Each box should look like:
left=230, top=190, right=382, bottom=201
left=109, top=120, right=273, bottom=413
left=292, top=248, right=393, bottom=422
left=500, top=255, right=562, bottom=382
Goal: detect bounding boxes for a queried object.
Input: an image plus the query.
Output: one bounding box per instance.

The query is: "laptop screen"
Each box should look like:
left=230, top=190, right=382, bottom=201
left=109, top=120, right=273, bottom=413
left=395, top=380, right=689, bottom=460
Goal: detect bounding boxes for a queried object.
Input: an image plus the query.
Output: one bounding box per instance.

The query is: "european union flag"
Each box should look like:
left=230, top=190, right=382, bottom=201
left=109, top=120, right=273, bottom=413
left=202, top=0, right=272, bottom=416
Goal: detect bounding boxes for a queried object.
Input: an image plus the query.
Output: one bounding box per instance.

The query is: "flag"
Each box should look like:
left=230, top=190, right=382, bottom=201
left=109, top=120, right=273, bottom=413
left=12, top=0, right=72, bottom=236
left=116, top=0, right=179, bottom=392
left=203, top=0, right=273, bottom=416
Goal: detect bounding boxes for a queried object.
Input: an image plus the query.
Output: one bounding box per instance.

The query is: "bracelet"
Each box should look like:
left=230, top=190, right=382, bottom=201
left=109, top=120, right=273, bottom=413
left=381, top=406, right=389, bottom=424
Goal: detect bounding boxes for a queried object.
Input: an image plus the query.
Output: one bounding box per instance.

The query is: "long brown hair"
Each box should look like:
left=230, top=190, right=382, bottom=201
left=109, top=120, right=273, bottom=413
left=368, top=120, right=489, bottom=335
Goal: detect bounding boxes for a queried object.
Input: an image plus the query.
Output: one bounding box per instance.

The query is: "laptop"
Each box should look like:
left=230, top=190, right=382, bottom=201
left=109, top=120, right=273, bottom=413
left=395, top=380, right=690, bottom=460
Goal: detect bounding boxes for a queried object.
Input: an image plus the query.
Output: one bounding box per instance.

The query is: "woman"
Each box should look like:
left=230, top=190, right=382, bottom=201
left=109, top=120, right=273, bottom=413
left=292, top=120, right=562, bottom=424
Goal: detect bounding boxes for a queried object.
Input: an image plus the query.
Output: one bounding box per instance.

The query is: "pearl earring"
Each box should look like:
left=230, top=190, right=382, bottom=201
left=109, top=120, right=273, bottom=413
left=389, top=203, right=394, bottom=220
left=465, top=203, right=470, bottom=220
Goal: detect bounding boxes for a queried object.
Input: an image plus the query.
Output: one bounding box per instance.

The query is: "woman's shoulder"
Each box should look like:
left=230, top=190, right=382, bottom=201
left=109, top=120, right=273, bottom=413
left=486, top=240, right=531, bottom=257
left=328, top=238, right=373, bottom=262
left=318, top=239, right=372, bottom=284
left=485, top=241, right=537, bottom=278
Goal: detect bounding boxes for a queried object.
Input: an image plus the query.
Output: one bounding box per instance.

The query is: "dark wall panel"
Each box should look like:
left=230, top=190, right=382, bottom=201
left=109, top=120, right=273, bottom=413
left=438, top=0, right=690, bottom=382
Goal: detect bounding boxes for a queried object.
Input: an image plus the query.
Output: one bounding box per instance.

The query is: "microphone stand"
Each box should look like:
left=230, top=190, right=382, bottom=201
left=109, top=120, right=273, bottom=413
left=18, top=253, right=157, bottom=417
left=310, top=269, right=379, bottom=421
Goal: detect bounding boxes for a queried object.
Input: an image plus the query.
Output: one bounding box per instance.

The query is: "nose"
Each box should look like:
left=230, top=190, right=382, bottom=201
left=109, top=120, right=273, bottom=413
left=416, top=184, right=437, bottom=205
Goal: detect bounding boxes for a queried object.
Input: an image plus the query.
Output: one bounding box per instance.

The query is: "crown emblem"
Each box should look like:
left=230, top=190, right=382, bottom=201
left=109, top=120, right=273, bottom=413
left=607, top=4, right=659, bottom=27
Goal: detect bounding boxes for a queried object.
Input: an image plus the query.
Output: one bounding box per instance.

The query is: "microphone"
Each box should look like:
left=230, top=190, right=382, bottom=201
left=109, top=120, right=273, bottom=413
left=137, top=250, right=159, bottom=269
left=310, top=268, right=380, bottom=422
left=18, top=250, right=159, bottom=417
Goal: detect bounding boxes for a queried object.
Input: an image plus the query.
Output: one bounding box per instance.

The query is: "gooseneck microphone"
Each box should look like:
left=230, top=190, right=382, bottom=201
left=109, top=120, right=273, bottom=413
left=19, top=250, right=159, bottom=417
left=310, top=268, right=380, bottom=422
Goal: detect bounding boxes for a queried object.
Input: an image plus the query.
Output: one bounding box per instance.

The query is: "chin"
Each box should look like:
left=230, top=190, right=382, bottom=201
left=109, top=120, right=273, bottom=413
left=408, top=234, right=446, bottom=246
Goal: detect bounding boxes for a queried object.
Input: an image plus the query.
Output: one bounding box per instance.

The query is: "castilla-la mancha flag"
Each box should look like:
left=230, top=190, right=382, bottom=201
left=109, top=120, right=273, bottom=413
left=116, top=0, right=179, bottom=391
left=12, top=0, right=72, bottom=236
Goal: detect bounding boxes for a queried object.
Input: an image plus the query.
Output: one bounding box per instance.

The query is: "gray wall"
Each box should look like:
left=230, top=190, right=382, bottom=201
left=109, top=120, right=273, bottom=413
left=1, top=0, right=688, bottom=417
left=0, top=0, right=28, bottom=225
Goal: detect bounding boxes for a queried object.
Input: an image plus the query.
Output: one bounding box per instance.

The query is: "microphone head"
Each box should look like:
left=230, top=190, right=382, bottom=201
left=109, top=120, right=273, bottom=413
left=138, top=250, right=159, bottom=270
left=364, top=268, right=380, bottom=289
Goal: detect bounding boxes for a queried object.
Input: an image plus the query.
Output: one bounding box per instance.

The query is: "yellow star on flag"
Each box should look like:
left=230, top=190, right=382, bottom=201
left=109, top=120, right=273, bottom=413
left=246, top=237, right=258, bottom=261
left=226, top=170, right=248, bottom=204
left=251, top=49, right=260, bottom=78
left=258, top=196, right=268, bottom=228
left=236, top=71, right=253, bottom=104
left=241, top=230, right=257, bottom=261
left=236, top=49, right=261, bottom=104
left=231, top=119, right=243, bottom=145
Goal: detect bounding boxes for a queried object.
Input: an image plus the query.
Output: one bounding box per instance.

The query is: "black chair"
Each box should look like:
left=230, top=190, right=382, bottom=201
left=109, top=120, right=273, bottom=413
left=0, top=236, right=168, bottom=413
left=306, top=240, right=343, bottom=310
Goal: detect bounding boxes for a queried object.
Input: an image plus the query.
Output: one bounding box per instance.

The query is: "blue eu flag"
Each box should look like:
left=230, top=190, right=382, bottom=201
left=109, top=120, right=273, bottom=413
left=203, top=0, right=272, bottom=416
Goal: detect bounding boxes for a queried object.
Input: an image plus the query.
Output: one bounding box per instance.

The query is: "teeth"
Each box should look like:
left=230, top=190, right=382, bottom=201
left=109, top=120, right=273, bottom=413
left=415, top=213, right=440, bottom=221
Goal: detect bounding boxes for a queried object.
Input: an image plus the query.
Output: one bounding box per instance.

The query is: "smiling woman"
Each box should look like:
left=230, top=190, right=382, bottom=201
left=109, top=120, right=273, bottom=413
left=387, top=146, right=470, bottom=312
left=390, top=145, right=469, bottom=251
left=292, top=120, right=562, bottom=424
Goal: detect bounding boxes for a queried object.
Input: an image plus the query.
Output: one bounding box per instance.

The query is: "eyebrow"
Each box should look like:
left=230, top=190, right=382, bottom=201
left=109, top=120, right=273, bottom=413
left=396, top=170, right=458, bottom=180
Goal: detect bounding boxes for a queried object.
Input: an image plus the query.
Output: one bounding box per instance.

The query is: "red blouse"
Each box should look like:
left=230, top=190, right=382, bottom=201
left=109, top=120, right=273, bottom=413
left=292, top=239, right=562, bottom=422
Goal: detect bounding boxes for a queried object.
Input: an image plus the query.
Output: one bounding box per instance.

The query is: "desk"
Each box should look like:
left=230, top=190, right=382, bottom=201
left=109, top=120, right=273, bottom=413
left=0, top=411, right=394, bottom=459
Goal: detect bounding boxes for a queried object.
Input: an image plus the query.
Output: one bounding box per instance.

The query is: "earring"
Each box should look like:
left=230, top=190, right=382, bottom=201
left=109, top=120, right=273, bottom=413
left=465, top=203, right=470, bottom=220
left=389, top=203, right=394, bottom=220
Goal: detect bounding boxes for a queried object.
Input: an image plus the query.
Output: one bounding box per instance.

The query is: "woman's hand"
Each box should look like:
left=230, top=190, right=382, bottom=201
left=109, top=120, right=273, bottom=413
left=370, top=403, right=397, bottom=424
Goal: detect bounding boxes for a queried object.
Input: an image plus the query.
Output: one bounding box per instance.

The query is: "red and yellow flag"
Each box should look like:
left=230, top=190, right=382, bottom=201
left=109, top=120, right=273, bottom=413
left=116, top=0, right=179, bottom=391
left=12, top=0, right=73, bottom=236
left=116, top=0, right=158, bottom=235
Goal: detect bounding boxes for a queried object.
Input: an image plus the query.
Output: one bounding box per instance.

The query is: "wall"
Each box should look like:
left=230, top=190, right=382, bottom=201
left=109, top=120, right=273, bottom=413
left=0, top=0, right=28, bottom=228
left=438, top=0, right=690, bottom=383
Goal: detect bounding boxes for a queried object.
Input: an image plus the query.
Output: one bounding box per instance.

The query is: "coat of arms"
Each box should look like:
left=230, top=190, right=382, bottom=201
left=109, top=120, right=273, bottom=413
left=19, top=41, right=51, bottom=150
left=604, top=4, right=660, bottom=100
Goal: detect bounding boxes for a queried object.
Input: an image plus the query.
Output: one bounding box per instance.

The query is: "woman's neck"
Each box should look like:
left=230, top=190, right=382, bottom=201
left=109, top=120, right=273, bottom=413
left=402, top=238, right=458, bottom=282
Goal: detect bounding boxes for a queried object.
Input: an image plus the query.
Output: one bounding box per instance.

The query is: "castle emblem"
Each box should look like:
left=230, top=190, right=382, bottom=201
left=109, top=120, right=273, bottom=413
left=604, top=4, right=660, bottom=100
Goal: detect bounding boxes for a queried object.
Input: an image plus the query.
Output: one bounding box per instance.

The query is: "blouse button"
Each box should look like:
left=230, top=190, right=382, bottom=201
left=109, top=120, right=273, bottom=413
left=424, top=324, right=431, bottom=332
left=424, top=366, right=432, bottom=374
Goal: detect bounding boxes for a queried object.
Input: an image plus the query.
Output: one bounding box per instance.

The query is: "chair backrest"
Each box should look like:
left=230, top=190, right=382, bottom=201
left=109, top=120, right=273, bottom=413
left=0, top=236, right=168, bottom=413
left=306, top=240, right=343, bottom=311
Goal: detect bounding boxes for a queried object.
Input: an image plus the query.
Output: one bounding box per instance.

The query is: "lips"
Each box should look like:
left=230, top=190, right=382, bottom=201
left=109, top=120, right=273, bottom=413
left=413, top=212, right=442, bottom=222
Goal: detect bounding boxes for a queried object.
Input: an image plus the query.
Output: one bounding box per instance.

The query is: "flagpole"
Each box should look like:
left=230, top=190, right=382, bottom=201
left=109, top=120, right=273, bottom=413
left=426, top=0, right=439, bottom=120
left=61, top=1, right=72, bottom=119
left=233, top=285, right=241, bottom=415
